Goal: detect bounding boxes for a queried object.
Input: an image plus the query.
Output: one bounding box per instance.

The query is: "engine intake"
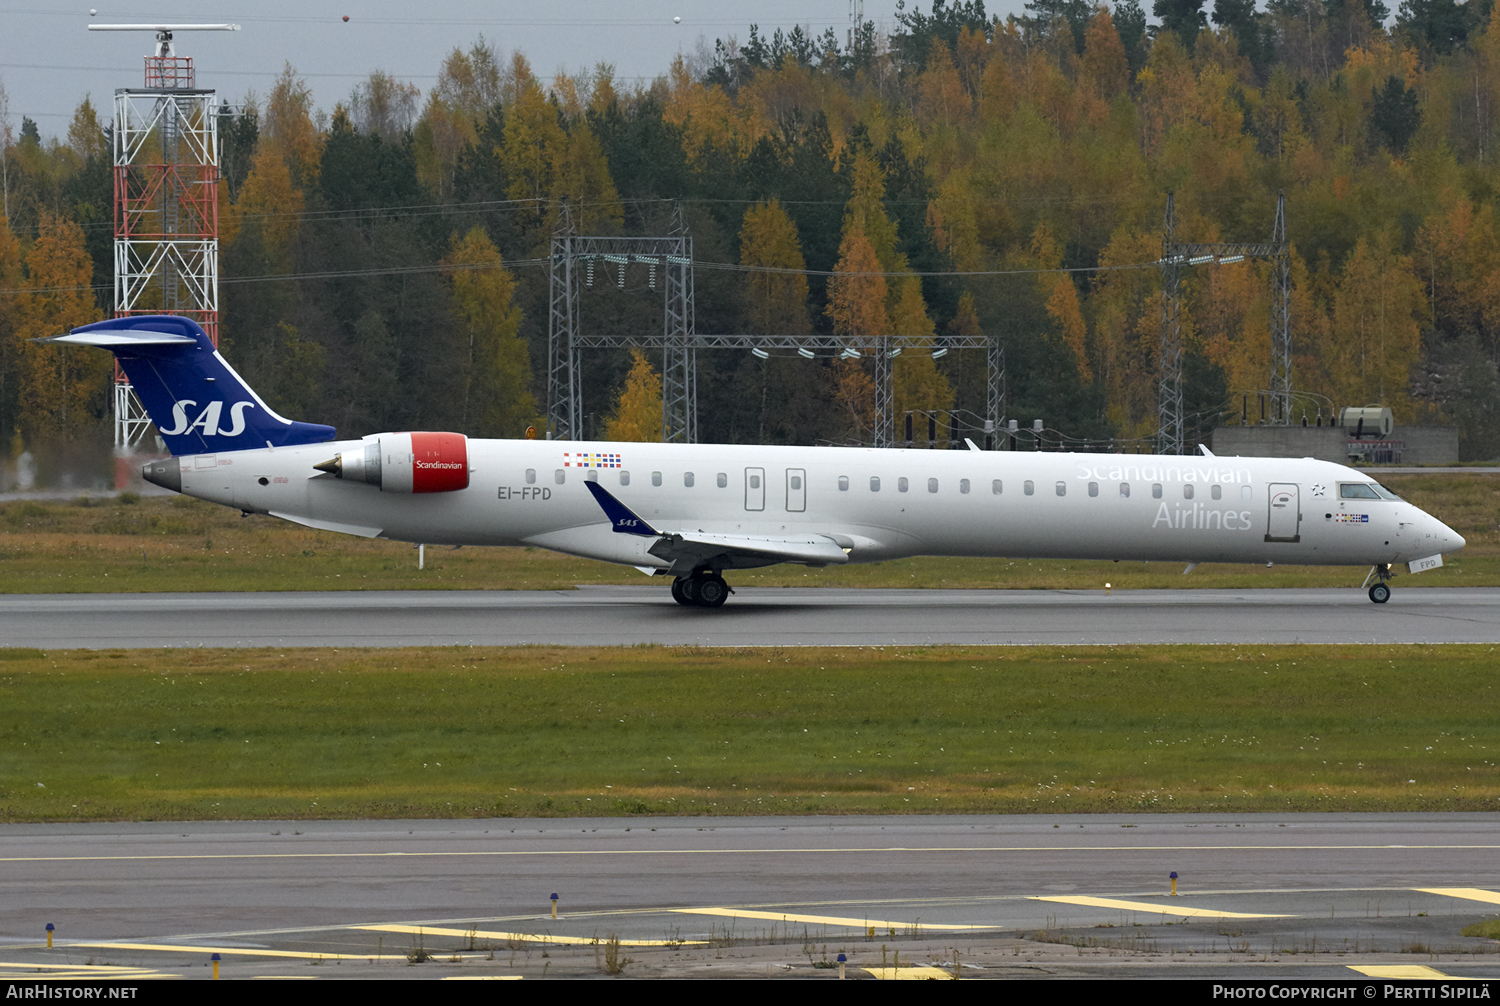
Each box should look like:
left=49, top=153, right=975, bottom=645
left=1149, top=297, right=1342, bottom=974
left=314, top=432, right=469, bottom=493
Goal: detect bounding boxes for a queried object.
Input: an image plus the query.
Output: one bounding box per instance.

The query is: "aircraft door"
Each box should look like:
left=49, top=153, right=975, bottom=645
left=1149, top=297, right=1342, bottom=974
left=1265, top=483, right=1301, bottom=542
left=745, top=467, right=765, bottom=511
left=785, top=468, right=806, bottom=512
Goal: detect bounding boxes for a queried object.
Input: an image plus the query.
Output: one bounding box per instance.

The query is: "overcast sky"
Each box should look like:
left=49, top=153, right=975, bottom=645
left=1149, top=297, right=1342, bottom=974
left=3, top=1, right=1037, bottom=135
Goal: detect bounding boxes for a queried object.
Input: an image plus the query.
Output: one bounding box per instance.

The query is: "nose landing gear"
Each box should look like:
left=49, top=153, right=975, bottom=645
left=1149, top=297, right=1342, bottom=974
left=671, top=569, right=732, bottom=608
left=1363, top=563, right=1393, bottom=603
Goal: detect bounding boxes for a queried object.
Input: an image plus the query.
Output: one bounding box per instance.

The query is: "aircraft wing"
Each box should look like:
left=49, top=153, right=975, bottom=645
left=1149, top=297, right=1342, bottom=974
left=584, top=480, right=848, bottom=571
left=646, top=530, right=849, bottom=568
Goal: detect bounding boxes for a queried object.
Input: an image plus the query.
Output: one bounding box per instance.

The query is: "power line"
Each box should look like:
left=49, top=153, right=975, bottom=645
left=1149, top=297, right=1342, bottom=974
left=0, top=255, right=1164, bottom=297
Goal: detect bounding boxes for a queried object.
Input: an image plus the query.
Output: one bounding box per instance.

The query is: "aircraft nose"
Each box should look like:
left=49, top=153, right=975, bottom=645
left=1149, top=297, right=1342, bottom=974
left=1434, top=515, right=1465, bottom=552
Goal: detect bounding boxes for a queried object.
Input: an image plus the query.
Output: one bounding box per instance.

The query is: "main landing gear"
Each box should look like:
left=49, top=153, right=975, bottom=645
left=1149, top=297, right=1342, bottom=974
left=1364, top=563, right=1393, bottom=604
left=671, top=570, right=732, bottom=608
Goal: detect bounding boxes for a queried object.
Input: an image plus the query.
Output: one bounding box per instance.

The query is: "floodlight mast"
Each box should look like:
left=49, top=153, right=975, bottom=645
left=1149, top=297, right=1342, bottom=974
left=92, top=22, right=237, bottom=455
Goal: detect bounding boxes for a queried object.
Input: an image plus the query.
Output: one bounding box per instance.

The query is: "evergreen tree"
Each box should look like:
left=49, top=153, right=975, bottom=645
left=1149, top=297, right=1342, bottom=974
left=1114, top=0, right=1151, bottom=77
left=1371, top=75, right=1422, bottom=153
left=1154, top=0, right=1209, bottom=49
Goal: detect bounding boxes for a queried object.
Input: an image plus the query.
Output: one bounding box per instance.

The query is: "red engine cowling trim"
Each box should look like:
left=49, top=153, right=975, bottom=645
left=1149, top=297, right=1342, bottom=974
left=409, top=431, right=469, bottom=493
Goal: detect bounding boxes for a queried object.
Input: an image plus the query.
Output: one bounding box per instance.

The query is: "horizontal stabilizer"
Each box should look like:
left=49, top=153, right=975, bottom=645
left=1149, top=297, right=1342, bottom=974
left=44, top=330, right=195, bottom=347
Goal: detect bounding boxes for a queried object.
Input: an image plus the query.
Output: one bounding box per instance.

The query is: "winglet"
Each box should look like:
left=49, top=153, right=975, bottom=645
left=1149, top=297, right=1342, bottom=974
left=1198, top=444, right=1215, bottom=457
left=964, top=438, right=982, bottom=452
left=584, top=480, right=658, bottom=536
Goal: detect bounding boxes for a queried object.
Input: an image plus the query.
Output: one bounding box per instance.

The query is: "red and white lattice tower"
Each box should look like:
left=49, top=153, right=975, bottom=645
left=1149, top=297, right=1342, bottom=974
left=90, top=23, right=238, bottom=448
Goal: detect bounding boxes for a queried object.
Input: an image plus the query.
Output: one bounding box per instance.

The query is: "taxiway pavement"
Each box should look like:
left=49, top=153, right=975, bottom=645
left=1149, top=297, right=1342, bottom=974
left=5, top=814, right=1500, bottom=980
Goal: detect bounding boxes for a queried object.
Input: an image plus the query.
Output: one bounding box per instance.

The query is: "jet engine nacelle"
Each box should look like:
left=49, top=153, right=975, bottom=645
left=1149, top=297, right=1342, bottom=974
left=315, top=431, right=470, bottom=493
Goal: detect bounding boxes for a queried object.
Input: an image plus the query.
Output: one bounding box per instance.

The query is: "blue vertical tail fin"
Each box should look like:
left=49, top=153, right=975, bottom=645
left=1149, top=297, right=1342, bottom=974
left=46, top=315, right=336, bottom=455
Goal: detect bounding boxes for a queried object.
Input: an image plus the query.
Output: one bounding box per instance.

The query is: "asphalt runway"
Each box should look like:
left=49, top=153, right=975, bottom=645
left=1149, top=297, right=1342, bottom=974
left=3, top=586, right=1499, bottom=649
left=6, top=814, right=1500, bottom=980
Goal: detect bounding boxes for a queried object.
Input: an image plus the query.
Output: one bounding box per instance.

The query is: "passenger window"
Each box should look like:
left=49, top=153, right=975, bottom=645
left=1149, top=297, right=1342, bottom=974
left=525, top=468, right=536, bottom=484
left=790, top=475, right=802, bottom=490
left=585, top=470, right=598, bottom=483
left=1055, top=481, right=1066, bottom=497
left=554, top=469, right=565, bottom=484
left=1183, top=484, right=1194, bottom=500
left=684, top=472, right=695, bottom=487
left=652, top=471, right=662, bottom=487
left=750, top=474, right=761, bottom=489
left=898, top=477, right=909, bottom=493
left=1024, top=480, right=1035, bottom=496
left=870, top=476, right=881, bottom=492
left=959, top=479, right=970, bottom=494
left=1211, top=484, right=1222, bottom=500
left=1240, top=485, right=1252, bottom=501
left=992, top=479, right=1003, bottom=495
left=1340, top=483, right=1380, bottom=499
left=1152, top=483, right=1163, bottom=499
left=838, top=476, right=849, bottom=491
left=927, top=478, right=938, bottom=493
left=716, top=472, right=727, bottom=488
left=619, top=471, right=630, bottom=486
left=1088, top=482, right=1098, bottom=497
left=1120, top=482, right=1130, bottom=498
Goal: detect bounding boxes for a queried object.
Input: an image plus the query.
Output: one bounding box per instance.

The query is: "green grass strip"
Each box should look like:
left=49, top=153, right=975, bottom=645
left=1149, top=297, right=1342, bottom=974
left=4, top=643, right=1500, bottom=822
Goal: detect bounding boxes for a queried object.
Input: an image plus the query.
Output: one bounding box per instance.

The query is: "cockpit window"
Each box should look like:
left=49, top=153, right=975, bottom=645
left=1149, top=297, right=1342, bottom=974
left=1373, top=484, right=1402, bottom=501
left=1339, top=483, right=1381, bottom=500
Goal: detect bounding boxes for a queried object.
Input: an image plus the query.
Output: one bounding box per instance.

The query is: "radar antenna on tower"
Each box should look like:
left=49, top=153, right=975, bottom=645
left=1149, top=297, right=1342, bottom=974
left=87, top=22, right=238, bottom=457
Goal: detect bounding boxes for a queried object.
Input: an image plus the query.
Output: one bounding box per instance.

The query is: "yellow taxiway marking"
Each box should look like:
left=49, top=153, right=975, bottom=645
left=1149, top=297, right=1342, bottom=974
left=1416, top=887, right=1500, bottom=906
left=357, top=924, right=702, bottom=948
left=67, top=942, right=410, bottom=961
left=0, top=973, right=177, bottom=980
left=1028, top=895, right=1289, bottom=919
left=0, top=962, right=160, bottom=973
left=674, top=907, right=995, bottom=930
left=864, top=966, right=956, bottom=980
left=1349, top=965, right=1466, bottom=979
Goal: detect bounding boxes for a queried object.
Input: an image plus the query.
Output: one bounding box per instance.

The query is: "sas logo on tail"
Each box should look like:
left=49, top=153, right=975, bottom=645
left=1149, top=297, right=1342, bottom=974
left=160, top=400, right=256, bottom=437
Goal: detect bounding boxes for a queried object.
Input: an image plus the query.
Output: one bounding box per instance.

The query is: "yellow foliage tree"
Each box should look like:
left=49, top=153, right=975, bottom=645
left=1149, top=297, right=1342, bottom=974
left=502, top=55, right=567, bottom=216
left=550, top=118, right=623, bottom=233
left=233, top=145, right=305, bottom=266
left=604, top=349, right=663, bottom=442
left=1326, top=230, right=1424, bottom=418
left=1031, top=222, right=1092, bottom=382
left=263, top=64, right=323, bottom=185
left=826, top=226, right=888, bottom=338
left=826, top=227, right=888, bottom=441
left=739, top=199, right=811, bottom=335
left=445, top=226, right=535, bottom=437
left=842, top=154, right=905, bottom=275
left=890, top=277, right=955, bottom=441
left=14, top=212, right=106, bottom=438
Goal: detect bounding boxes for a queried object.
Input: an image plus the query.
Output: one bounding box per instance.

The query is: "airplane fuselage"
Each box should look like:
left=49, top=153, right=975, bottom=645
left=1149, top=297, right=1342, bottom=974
left=150, top=438, right=1464, bottom=573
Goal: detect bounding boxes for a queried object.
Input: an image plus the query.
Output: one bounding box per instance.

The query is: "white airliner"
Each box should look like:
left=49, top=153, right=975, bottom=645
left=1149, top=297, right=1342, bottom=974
left=52, top=316, right=1464, bottom=607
